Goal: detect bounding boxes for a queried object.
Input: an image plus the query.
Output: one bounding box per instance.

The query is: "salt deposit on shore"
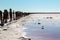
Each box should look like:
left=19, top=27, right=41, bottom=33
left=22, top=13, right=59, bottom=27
left=0, top=15, right=31, bottom=40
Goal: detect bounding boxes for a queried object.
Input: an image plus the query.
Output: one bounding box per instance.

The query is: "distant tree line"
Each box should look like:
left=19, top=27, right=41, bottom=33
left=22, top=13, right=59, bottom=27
left=0, top=8, right=30, bottom=26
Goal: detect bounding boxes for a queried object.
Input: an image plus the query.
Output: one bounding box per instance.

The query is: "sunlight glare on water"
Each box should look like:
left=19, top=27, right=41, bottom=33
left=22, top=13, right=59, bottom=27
left=23, top=14, right=60, bottom=40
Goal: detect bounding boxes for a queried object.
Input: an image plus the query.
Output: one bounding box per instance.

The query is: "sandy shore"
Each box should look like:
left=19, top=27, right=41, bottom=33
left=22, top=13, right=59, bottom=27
left=0, top=15, right=31, bottom=40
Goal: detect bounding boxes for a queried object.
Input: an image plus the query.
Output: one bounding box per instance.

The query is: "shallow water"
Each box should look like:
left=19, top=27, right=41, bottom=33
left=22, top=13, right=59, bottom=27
left=23, top=14, right=60, bottom=40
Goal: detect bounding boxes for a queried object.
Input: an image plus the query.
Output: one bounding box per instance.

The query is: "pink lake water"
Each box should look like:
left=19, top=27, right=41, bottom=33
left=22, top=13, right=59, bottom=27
left=23, top=14, right=60, bottom=40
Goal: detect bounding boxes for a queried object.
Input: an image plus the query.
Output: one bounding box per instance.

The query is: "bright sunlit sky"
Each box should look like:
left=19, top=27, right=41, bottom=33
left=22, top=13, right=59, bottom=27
left=0, top=0, right=60, bottom=12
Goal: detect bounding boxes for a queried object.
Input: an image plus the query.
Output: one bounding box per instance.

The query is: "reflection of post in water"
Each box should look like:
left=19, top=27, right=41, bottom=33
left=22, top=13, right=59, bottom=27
left=9, top=8, right=12, bottom=22
left=0, top=10, right=4, bottom=26
left=3, top=9, right=8, bottom=23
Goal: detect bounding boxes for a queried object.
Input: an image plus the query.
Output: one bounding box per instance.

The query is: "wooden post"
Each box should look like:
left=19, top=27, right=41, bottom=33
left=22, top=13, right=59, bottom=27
left=0, top=10, right=4, bottom=26
left=9, top=8, right=12, bottom=22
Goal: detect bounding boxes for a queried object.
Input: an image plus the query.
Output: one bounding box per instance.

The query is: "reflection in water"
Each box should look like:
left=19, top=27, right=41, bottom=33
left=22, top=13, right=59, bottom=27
left=22, top=14, right=60, bottom=40
left=41, top=26, right=44, bottom=29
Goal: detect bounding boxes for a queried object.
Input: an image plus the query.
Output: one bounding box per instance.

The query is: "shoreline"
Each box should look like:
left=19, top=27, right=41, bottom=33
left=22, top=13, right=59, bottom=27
left=0, top=15, right=31, bottom=40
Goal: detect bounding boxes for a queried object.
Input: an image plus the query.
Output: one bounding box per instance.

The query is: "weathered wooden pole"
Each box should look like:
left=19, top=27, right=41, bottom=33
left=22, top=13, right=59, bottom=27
left=9, top=8, right=12, bottom=22
left=3, top=9, right=8, bottom=23
left=0, top=10, right=2, bottom=23
left=13, top=10, right=15, bottom=20
left=0, top=10, right=4, bottom=26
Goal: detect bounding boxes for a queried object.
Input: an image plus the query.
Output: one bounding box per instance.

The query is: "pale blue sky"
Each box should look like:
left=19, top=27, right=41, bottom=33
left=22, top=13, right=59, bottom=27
left=0, top=0, right=60, bottom=12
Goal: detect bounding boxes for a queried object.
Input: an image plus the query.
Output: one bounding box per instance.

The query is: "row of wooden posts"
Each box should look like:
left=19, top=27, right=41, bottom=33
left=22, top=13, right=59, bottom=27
left=0, top=8, right=30, bottom=26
